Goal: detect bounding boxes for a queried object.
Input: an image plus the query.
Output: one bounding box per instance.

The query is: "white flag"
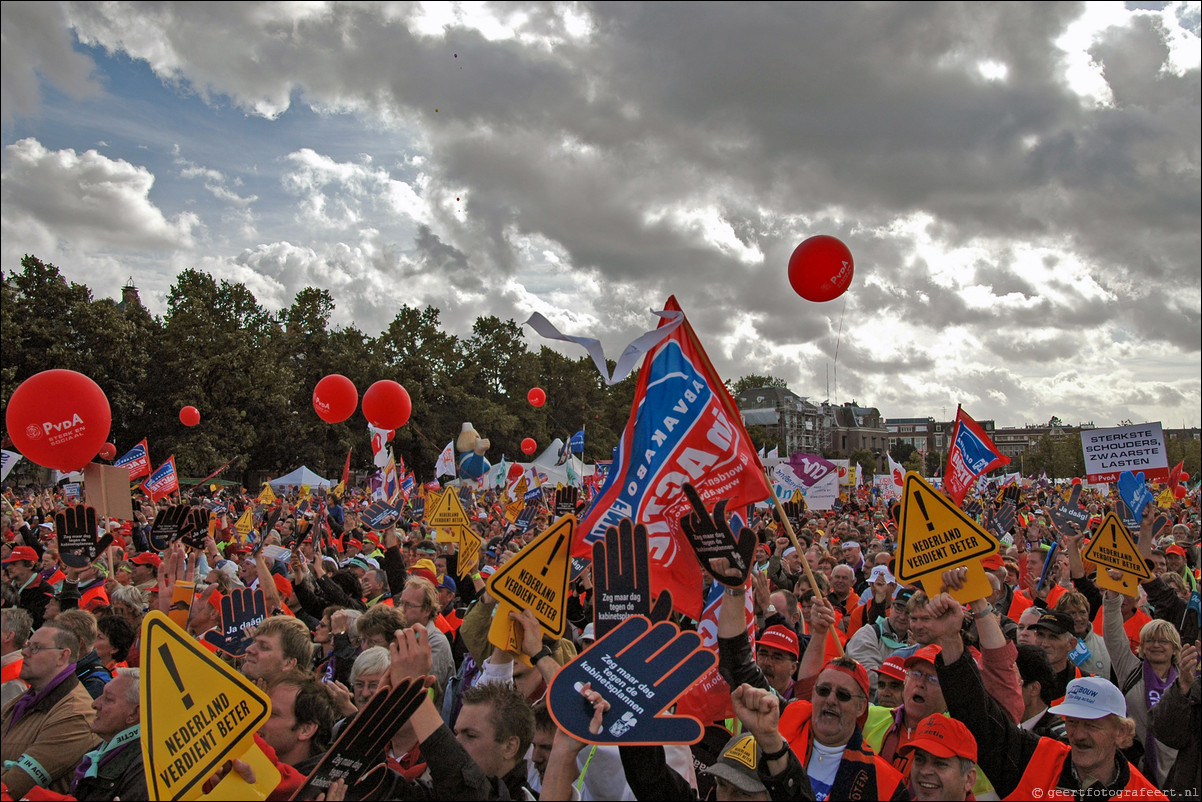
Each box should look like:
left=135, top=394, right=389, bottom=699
left=887, top=453, right=905, bottom=487
left=525, top=308, right=683, bottom=386
left=435, top=441, right=456, bottom=478
left=0, top=450, right=22, bottom=482
left=369, top=424, right=393, bottom=469
left=766, top=446, right=779, bottom=460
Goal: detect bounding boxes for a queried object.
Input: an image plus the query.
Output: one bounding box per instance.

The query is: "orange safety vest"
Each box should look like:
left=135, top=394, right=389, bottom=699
left=1, top=657, right=23, bottom=684
left=778, top=700, right=905, bottom=802
left=79, top=582, right=110, bottom=611
left=1092, top=607, right=1151, bottom=655
left=1007, top=584, right=1067, bottom=621
left=1003, top=738, right=1166, bottom=801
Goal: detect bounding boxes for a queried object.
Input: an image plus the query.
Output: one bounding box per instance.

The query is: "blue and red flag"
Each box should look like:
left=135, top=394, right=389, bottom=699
left=115, top=438, right=150, bottom=480
left=944, top=405, right=1010, bottom=507
left=140, top=455, right=179, bottom=502
left=574, top=296, right=770, bottom=619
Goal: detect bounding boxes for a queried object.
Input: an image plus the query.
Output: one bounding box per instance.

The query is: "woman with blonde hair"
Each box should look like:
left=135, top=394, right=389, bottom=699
left=1103, top=584, right=1182, bottom=787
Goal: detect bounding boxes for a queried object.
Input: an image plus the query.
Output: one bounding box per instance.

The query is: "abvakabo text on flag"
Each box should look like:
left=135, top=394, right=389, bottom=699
left=559, top=297, right=769, bottom=620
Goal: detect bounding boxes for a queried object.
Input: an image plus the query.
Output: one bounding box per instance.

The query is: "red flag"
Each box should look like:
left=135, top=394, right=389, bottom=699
left=341, top=448, right=352, bottom=487
left=944, top=405, right=1009, bottom=507
left=574, top=297, right=769, bottom=619
left=140, top=456, right=179, bottom=502
left=114, top=438, right=150, bottom=480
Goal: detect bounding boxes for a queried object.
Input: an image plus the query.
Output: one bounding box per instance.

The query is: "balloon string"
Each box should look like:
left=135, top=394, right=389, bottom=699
left=832, top=296, right=847, bottom=399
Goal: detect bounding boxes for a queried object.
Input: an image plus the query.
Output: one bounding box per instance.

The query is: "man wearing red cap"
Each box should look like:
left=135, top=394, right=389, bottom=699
left=755, top=624, right=801, bottom=699
left=776, top=653, right=906, bottom=801
left=3, top=546, right=55, bottom=629
left=899, top=714, right=979, bottom=801
left=1164, top=543, right=1196, bottom=593
left=128, top=552, right=160, bottom=592
left=875, top=656, right=907, bottom=709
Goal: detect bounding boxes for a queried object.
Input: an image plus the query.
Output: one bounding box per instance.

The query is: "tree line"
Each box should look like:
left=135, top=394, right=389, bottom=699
left=1, top=255, right=640, bottom=484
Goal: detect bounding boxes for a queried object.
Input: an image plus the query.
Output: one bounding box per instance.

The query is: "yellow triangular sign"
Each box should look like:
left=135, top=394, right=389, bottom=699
left=1082, top=513, right=1151, bottom=597
left=723, top=733, right=759, bottom=770
left=234, top=508, right=255, bottom=538
left=457, top=527, right=482, bottom=578
left=896, top=472, right=1000, bottom=584
left=504, top=498, right=525, bottom=523
left=140, top=611, right=277, bottom=800
left=258, top=483, right=277, bottom=504
left=427, top=486, right=472, bottom=543
left=486, top=515, right=574, bottom=637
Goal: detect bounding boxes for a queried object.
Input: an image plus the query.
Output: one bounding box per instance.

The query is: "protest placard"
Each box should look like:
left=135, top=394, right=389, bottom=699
left=1081, top=423, right=1169, bottom=484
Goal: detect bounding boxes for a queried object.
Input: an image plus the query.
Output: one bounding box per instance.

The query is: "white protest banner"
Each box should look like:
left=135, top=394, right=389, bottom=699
left=1081, top=423, right=1169, bottom=484
left=873, top=475, right=901, bottom=502
left=803, top=471, right=840, bottom=510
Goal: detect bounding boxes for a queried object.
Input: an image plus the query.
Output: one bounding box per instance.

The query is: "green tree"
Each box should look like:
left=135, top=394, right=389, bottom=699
left=728, top=375, right=789, bottom=396
left=849, top=447, right=878, bottom=480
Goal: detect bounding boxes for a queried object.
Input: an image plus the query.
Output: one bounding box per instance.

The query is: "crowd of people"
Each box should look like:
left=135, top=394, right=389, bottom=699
left=1, top=476, right=1198, bottom=801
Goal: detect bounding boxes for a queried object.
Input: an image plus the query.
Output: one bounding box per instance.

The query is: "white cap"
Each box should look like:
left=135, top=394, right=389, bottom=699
left=868, top=565, right=895, bottom=585
left=581, top=623, right=596, bottom=641
left=1048, top=677, right=1127, bottom=720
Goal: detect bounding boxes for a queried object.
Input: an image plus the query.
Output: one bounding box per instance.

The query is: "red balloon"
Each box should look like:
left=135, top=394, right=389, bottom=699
left=788, top=235, right=854, bottom=302
left=521, top=437, right=537, bottom=455
left=5, top=369, right=111, bottom=472
left=98, top=443, right=117, bottom=460
left=313, top=374, right=358, bottom=423
left=1071, top=477, right=1081, bottom=485
left=362, top=380, right=412, bottom=430
left=1174, top=485, right=1187, bottom=499
left=527, top=387, right=546, bottom=407
left=180, top=406, right=201, bottom=427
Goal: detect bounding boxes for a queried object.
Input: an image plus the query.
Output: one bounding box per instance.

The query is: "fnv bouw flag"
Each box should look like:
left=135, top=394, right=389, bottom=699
left=115, top=438, right=150, bottom=480
left=944, top=405, right=1009, bottom=507
left=570, top=297, right=770, bottom=619
left=140, top=456, right=179, bottom=502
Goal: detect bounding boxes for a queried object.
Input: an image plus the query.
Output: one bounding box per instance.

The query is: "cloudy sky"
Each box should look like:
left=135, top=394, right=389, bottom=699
left=2, top=2, right=1199, bottom=431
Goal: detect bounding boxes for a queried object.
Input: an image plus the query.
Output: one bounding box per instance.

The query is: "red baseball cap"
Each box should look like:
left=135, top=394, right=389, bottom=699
left=899, top=714, right=978, bottom=762
left=130, top=552, right=162, bottom=569
left=981, top=553, right=1004, bottom=571
left=879, top=655, right=907, bottom=682
left=2, top=545, right=39, bottom=564
left=904, top=644, right=943, bottom=669
left=756, top=625, right=800, bottom=659
left=1165, top=544, right=1186, bottom=557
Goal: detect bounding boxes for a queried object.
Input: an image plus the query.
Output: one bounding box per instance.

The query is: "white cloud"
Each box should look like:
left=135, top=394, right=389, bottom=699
left=1, top=138, right=198, bottom=255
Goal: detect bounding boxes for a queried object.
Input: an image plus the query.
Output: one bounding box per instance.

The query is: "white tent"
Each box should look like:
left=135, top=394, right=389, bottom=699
left=268, top=465, right=332, bottom=489
left=483, top=438, right=593, bottom=489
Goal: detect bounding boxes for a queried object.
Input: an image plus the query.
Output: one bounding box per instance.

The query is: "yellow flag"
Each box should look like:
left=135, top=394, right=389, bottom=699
left=300, top=484, right=310, bottom=498
left=258, top=483, right=277, bottom=504
left=331, top=480, right=345, bottom=499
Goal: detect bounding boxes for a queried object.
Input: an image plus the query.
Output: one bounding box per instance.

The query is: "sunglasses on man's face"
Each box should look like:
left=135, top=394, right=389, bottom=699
left=814, top=684, right=861, bottom=703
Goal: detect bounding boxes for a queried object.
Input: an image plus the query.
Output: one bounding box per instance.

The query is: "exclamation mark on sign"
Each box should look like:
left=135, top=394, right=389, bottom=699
left=541, top=534, right=565, bottom=577
left=913, top=492, right=935, bottom=531
left=1110, top=523, right=1118, bottom=550
left=159, top=644, right=194, bottom=709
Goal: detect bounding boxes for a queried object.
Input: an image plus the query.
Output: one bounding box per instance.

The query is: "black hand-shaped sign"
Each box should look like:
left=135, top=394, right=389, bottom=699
left=291, top=678, right=428, bottom=801
left=678, top=483, right=756, bottom=587
left=547, top=616, right=716, bottom=746
left=55, top=505, right=111, bottom=568
left=150, top=505, right=190, bottom=551
left=555, top=486, right=579, bottom=518
left=989, top=499, right=1016, bottom=539
left=592, top=518, right=673, bottom=639
left=178, top=506, right=210, bottom=550
left=1048, top=484, right=1090, bottom=535
left=200, top=588, right=267, bottom=656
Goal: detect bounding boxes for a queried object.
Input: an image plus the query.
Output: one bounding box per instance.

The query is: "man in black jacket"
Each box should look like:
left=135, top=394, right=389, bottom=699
left=72, top=668, right=145, bottom=801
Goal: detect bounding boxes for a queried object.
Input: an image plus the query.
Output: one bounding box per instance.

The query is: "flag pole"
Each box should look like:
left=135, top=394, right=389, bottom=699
left=764, top=470, right=844, bottom=656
